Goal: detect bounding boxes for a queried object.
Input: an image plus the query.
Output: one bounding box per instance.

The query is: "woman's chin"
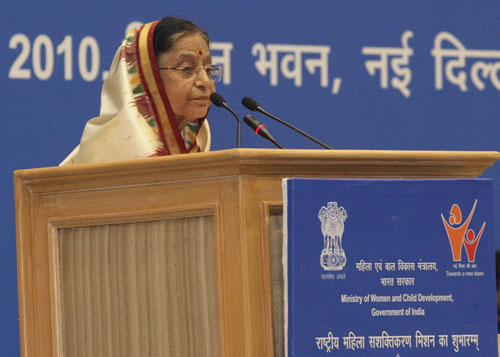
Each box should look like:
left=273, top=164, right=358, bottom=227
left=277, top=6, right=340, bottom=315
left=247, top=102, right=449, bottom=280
left=178, top=114, right=205, bottom=128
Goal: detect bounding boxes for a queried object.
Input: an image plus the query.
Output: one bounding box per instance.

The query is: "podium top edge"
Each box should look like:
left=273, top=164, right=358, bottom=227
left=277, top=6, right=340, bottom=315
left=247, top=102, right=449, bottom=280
left=13, top=148, right=500, bottom=180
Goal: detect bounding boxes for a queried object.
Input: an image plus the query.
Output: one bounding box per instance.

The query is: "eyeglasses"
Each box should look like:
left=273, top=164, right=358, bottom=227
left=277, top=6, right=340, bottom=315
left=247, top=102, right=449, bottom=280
left=158, top=64, right=223, bottom=82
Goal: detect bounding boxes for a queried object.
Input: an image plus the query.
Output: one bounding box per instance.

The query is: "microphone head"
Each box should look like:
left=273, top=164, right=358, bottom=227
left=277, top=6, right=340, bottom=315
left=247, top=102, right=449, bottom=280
left=243, top=114, right=260, bottom=130
left=244, top=114, right=278, bottom=144
left=242, top=96, right=259, bottom=111
left=210, top=92, right=226, bottom=107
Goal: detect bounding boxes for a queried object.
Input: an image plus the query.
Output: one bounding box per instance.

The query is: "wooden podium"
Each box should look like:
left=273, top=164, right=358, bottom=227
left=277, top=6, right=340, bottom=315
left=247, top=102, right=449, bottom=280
left=14, top=149, right=500, bottom=356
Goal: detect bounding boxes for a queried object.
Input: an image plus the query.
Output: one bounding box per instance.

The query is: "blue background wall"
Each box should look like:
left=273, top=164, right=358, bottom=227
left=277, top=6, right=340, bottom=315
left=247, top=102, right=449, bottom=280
left=3, top=1, right=499, bottom=354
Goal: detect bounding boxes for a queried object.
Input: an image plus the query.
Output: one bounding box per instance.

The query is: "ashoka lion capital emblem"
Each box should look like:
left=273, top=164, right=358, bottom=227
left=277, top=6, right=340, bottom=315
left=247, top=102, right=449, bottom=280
left=318, top=202, right=348, bottom=271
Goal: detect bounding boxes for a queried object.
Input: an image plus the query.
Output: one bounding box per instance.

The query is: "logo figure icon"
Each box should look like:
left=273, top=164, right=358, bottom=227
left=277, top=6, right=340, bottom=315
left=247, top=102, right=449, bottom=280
left=441, top=199, right=486, bottom=262
left=318, top=202, right=348, bottom=271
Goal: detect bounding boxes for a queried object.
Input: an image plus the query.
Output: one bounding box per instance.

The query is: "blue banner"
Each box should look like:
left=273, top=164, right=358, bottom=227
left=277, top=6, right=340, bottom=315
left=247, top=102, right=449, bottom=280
left=285, top=179, right=497, bottom=356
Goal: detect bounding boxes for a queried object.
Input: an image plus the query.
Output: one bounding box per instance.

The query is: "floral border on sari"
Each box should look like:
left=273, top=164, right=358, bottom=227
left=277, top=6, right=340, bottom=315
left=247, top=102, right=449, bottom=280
left=120, top=20, right=203, bottom=156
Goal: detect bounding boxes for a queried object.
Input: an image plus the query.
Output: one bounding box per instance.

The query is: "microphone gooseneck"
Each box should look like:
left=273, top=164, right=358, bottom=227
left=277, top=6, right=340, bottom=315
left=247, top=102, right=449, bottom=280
left=243, top=114, right=283, bottom=149
left=210, top=92, right=241, bottom=148
left=241, top=96, right=333, bottom=150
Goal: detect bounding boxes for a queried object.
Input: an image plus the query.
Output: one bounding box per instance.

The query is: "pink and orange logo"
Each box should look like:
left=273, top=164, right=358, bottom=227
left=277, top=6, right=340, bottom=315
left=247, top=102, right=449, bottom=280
left=441, top=199, right=486, bottom=262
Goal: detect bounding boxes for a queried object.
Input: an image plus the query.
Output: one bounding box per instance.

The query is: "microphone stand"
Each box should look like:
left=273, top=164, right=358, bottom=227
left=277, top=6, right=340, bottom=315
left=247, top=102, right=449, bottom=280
left=257, top=107, right=333, bottom=150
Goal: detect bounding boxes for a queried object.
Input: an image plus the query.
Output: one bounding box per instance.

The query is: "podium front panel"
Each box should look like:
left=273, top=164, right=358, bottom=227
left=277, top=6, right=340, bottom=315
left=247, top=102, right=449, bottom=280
left=14, top=149, right=500, bottom=356
left=56, top=216, right=220, bottom=356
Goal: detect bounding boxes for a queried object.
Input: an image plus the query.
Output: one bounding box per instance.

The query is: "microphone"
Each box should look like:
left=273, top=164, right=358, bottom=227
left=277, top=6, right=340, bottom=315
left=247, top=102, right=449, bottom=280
left=243, top=114, right=283, bottom=149
left=210, top=92, right=241, bottom=148
left=241, top=96, right=333, bottom=150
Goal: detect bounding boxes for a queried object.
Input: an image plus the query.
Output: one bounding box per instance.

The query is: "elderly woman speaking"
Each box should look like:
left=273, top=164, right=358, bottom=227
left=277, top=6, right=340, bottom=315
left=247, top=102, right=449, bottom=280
left=61, top=17, right=221, bottom=165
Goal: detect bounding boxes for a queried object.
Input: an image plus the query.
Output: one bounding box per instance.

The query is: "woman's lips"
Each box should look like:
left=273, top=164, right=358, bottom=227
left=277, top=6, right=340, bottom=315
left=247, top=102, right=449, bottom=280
left=189, top=96, right=209, bottom=102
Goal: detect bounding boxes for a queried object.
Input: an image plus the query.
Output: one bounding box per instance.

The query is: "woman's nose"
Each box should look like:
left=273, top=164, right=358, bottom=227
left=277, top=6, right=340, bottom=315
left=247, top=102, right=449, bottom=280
left=194, top=67, right=211, bottom=84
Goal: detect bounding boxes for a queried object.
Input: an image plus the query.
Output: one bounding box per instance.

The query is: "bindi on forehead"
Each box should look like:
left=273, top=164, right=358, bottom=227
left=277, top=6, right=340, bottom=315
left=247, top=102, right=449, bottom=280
left=199, top=50, right=203, bottom=56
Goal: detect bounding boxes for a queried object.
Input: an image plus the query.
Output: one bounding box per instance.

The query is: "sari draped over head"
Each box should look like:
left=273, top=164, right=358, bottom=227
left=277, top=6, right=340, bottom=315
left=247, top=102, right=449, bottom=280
left=60, top=19, right=211, bottom=166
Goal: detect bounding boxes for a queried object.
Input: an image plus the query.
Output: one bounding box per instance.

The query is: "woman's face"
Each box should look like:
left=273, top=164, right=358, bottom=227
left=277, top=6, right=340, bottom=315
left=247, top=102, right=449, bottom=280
left=158, top=33, right=215, bottom=128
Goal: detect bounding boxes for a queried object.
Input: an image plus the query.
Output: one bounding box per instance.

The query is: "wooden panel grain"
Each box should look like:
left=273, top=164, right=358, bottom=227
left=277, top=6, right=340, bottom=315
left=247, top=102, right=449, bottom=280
left=57, top=216, right=220, bottom=356
left=268, top=207, right=284, bottom=357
